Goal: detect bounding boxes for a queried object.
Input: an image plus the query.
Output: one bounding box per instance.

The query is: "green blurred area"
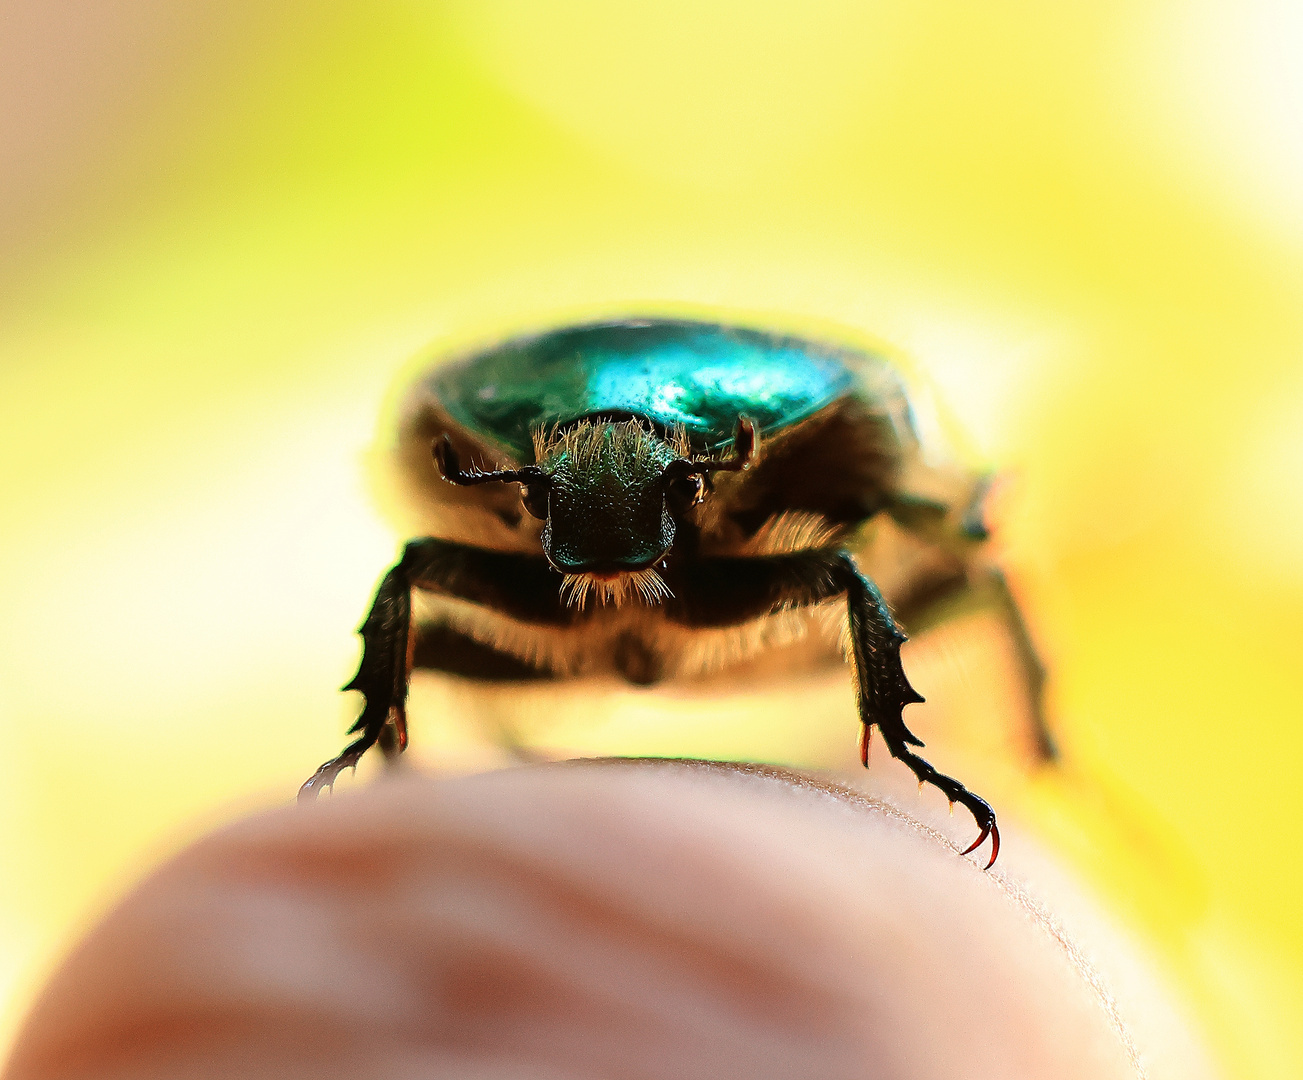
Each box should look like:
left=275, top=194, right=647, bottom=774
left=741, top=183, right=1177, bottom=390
left=2, top=2, right=1302, bottom=1076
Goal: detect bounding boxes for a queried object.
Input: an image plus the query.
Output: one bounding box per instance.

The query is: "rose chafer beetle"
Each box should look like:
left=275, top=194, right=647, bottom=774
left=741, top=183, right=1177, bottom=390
left=301, top=318, right=1054, bottom=867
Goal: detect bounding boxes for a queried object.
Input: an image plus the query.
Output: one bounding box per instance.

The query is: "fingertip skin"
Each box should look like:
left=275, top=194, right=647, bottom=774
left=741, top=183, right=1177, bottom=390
left=5, top=762, right=1139, bottom=1080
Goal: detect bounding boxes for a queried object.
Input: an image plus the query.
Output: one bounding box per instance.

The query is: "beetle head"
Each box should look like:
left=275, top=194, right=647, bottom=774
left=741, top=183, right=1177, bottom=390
left=536, top=420, right=680, bottom=575
left=435, top=416, right=755, bottom=607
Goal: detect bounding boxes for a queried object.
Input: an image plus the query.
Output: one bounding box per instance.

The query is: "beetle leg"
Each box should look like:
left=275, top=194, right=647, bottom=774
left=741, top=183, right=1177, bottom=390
left=873, top=716, right=1001, bottom=868
left=984, top=567, right=1055, bottom=762
left=668, top=549, right=1000, bottom=866
left=299, top=556, right=416, bottom=801
left=837, top=551, right=926, bottom=746
left=300, top=539, right=564, bottom=800
left=838, top=552, right=1000, bottom=868
left=884, top=479, right=1056, bottom=764
left=892, top=563, right=1055, bottom=765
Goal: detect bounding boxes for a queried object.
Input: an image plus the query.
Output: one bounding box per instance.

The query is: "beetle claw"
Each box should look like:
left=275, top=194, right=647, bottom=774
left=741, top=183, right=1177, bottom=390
left=298, top=747, right=367, bottom=802
left=960, top=821, right=1000, bottom=870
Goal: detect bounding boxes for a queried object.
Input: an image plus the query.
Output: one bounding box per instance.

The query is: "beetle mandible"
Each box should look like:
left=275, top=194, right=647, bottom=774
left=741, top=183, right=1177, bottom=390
left=300, top=318, right=1055, bottom=867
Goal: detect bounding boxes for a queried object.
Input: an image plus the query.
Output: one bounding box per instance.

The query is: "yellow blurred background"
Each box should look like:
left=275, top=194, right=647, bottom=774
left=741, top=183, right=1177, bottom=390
left=1, top=1, right=1301, bottom=1076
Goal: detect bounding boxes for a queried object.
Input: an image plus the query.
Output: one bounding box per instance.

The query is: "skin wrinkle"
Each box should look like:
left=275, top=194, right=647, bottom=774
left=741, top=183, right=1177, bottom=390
left=383, top=806, right=874, bottom=1078
left=391, top=875, right=850, bottom=1074
left=399, top=762, right=1135, bottom=1077
left=579, top=758, right=1147, bottom=1080
left=188, top=789, right=859, bottom=1073
left=353, top=840, right=848, bottom=1052
left=221, top=790, right=839, bottom=1007
left=3, top=759, right=1155, bottom=1080
left=438, top=824, right=841, bottom=1035
left=21, top=891, right=401, bottom=1077
left=410, top=852, right=843, bottom=1030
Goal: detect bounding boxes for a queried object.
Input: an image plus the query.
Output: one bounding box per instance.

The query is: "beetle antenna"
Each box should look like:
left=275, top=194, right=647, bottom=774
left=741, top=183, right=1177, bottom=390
left=433, top=435, right=545, bottom=487
left=692, top=416, right=758, bottom=474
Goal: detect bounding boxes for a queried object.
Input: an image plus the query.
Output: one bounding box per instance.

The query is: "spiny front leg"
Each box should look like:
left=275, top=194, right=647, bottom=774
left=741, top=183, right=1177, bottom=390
left=666, top=548, right=1000, bottom=866
left=299, top=554, right=415, bottom=801
left=300, top=539, right=565, bottom=801
left=838, top=552, right=1000, bottom=868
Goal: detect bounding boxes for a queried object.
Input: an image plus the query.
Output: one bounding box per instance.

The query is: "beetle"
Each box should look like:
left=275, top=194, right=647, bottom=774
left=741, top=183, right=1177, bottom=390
left=300, top=318, right=1054, bottom=867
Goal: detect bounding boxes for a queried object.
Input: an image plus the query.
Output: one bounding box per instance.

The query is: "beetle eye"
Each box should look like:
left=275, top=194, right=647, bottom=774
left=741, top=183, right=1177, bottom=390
left=520, top=483, right=549, bottom=520
left=665, top=470, right=705, bottom=515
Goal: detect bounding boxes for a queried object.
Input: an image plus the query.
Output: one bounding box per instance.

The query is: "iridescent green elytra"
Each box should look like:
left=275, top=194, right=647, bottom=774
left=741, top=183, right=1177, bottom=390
left=429, top=320, right=860, bottom=457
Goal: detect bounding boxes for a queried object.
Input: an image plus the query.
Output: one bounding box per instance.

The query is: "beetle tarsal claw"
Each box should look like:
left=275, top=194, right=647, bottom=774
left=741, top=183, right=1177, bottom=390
left=560, top=569, right=673, bottom=610
left=960, top=822, right=1001, bottom=870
